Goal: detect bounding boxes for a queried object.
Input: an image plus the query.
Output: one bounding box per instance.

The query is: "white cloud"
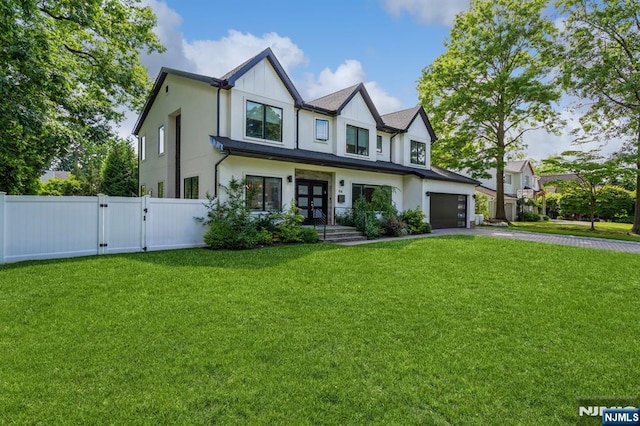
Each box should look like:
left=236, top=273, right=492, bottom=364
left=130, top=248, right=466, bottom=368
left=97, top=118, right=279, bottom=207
left=302, top=60, right=404, bottom=114
left=183, top=30, right=307, bottom=77
left=117, top=1, right=405, bottom=139
left=383, top=0, right=469, bottom=26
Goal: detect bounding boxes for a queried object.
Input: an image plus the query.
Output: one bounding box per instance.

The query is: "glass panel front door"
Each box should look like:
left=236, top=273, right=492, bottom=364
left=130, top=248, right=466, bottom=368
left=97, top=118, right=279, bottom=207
left=296, top=179, right=328, bottom=224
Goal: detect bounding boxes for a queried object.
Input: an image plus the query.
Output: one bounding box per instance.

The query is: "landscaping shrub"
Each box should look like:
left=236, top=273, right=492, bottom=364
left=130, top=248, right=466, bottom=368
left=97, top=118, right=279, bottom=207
left=200, top=177, right=312, bottom=249
left=382, top=216, right=408, bottom=237
left=474, top=192, right=490, bottom=219
left=364, top=218, right=382, bottom=239
left=521, top=212, right=541, bottom=222
left=335, top=210, right=355, bottom=226
left=401, top=207, right=431, bottom=234
left=300, top=227, right=320, bottom=243
left=542, top=215, right=550, bottom=221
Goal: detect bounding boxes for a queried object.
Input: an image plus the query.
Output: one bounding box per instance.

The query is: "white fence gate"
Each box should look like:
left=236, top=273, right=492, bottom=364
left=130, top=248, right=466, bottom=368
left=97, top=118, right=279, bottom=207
left=0, top=193, right=209, bottom=264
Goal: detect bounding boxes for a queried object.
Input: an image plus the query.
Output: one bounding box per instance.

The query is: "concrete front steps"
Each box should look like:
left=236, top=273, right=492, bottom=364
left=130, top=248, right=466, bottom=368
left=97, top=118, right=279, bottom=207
left=307, top=225, right=367, bottom=243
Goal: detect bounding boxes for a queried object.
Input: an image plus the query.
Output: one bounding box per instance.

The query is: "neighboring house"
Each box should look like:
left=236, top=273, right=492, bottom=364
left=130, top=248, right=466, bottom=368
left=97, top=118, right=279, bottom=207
left=133, top=48, right=478, bottom=229
left=473, top=160, right=540, bottom=221
left=538, top=173, right=580, bottom=194
left=40, top=170, right=71, bottom=183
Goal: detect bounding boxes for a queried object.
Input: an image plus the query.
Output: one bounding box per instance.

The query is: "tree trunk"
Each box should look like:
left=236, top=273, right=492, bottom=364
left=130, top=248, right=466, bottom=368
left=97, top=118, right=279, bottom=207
left=633, top=124, right=640, bottom=235
left=494, top=127, right=508, bottom=222
left=589, top=188, right=596, bottom=231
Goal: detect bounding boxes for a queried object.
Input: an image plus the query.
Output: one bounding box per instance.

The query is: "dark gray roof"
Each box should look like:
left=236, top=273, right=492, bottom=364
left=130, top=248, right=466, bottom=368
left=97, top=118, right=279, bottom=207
left=210, top=136, right=478, bottom=185
left=381, top=106, right=437, bottom=142
left=381, top=106, right=421, bottom=129
left=305, top=84, right=361, bottom=112
left=304, top=83, right=384, bottom=126
left=539, top=173, right=581, bottom=185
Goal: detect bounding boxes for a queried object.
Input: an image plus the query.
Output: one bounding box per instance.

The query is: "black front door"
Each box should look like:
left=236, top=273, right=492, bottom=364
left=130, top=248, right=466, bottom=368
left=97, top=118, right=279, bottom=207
left=296, top=180, right=328, bottom=224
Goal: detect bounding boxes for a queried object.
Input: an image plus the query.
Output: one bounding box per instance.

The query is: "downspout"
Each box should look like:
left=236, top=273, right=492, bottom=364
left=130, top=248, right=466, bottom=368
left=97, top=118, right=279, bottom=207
left=216, top=86, right=221, bottom=136
left=214, top=151, right=230, bottom=198
left=295, top=107, right=300, bottom=149
left=213, top=84, right=227, bottom=198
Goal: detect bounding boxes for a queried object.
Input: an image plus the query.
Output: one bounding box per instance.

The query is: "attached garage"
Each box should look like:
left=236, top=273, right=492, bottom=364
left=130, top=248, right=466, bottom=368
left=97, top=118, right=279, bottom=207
left=429, top=193, right=468, bottom=229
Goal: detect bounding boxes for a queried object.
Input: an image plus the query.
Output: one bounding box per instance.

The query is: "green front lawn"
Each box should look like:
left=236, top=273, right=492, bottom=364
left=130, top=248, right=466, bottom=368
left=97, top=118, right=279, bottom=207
left=1, top=238, right=639, bottom=424
left=510, top=220, right=640, bottom=242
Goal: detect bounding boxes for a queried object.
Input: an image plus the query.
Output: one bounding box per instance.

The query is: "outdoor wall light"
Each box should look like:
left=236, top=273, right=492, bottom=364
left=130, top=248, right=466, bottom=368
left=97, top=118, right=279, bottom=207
left=339, top=179, right=344, bottom=187
left=425, top=191, right=431, bottom=197
left=287, top=175, right=293, bottom=183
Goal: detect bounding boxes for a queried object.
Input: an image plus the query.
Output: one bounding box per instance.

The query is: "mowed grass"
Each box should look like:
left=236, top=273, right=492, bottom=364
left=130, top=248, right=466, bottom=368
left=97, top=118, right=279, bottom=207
left=1, top=237, right=639, bottom=425
left=510, top=220, right=640, bottom=242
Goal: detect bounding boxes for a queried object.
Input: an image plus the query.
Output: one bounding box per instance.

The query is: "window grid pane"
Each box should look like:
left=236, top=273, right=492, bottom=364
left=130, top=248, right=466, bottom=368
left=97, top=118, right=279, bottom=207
left=410, top=140, right=426, bottom=165
left=346, top=125, right=357, bottom=154
left=376, top=135, right=382, bottom=153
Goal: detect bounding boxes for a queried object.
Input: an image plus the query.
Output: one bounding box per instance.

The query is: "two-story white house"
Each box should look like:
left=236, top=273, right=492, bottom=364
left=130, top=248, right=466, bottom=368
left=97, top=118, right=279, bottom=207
left=134, top=48, right=478, bottom=229
left=475, top=160, right=540, bottom=221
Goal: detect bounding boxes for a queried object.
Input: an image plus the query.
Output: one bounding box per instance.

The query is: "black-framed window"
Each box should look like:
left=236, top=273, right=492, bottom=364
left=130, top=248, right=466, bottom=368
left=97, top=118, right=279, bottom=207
left=352, top=183, right=392, bottom=204
left=246, top=100, right=283, bottom=142
left=157, top=181, right=164, bottom=198
left=346, top=124, right=369, bottom=156
left=158, top=125, right=165, bottom=155
left=184, top=176, right=199, bottom=199
left=315, top=118, right=329, bottom=141
left=140, top=184, right=146, bottom=197
left=410, top=140, right=426, bottom=165
left=246, top=176, right=282, bottom=211
left=376, top=135, right=383, bottom=153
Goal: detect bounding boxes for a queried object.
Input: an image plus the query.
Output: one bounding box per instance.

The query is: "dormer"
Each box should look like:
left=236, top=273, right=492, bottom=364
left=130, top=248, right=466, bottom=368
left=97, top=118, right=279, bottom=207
left=381, top=106, right=436, bottom=169
left=303, top=83, right=383, bottom=161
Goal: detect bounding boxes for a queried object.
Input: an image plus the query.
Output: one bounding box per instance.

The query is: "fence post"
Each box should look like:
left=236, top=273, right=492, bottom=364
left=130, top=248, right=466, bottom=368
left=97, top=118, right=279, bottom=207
left=0, top=192, right=5, bottom=264
left=141, top=195, right=149, bottom=252
left=97, top=194, right=107, bottom=255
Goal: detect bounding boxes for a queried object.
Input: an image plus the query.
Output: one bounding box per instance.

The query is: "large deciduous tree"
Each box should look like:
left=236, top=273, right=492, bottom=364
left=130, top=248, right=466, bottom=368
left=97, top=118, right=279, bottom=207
left=558, top=0, right=640, bottom=234
left=418, top=0, right=561, bottom=221
left=0, top=0, right=162, bottom=195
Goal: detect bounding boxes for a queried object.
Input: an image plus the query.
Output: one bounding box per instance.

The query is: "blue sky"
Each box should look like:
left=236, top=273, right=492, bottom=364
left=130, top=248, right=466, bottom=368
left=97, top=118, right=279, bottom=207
left=124, top=0, right=586, bottom=161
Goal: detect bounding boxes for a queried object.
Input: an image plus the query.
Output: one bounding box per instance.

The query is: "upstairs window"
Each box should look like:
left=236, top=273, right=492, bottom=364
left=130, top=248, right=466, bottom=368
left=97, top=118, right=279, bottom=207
left=246, top=100, right=282, bottom=142
left=315, top=119, right=329, bottom=141
left=376, top=135, right=383, bottom=154
left=158, top=125, right=165, bottom=155
left=524, top=175, right=531, bottom=187
left=346, top=124, right=369, bottom=156
left=504, top=174, right=512, bottom=185
left=410, top=140, right=426, bottom=165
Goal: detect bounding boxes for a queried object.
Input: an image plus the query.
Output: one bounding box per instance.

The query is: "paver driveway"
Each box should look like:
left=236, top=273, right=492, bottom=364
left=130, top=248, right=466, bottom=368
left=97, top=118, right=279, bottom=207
left=338, top=227, right=640, bottom=254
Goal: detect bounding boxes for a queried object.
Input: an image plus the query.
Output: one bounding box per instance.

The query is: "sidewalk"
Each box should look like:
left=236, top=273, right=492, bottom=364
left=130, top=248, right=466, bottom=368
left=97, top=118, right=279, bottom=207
left=336, top=227, right=640, bottom=254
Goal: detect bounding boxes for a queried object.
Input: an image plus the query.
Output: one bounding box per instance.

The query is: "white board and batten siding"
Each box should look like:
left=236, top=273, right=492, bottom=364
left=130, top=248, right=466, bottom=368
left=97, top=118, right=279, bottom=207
left=0, top=193, right=209, bottom=264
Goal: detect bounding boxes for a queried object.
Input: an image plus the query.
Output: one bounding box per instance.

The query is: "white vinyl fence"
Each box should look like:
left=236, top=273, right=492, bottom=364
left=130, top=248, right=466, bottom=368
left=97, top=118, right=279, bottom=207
left=0, top=193, right=209, bottom=264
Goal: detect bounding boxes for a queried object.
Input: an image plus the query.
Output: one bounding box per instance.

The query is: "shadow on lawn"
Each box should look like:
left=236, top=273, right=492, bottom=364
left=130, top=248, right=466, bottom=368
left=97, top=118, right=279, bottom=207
left=0, top=235, right=477, bottom=271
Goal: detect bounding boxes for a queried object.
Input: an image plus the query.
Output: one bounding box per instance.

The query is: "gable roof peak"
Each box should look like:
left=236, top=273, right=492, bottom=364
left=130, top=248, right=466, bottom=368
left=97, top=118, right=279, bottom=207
left=219, top=47, right=303, bottom=104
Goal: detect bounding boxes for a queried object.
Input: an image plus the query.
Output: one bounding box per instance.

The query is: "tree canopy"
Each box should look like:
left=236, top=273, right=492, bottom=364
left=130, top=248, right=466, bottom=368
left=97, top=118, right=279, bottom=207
left=418, top=0, right=561, bottom=221
left=558, top=0, right=640, bottom=233
left=543, top=150, right=625, bottom=229
left=0, top=0, right=163, bottom=195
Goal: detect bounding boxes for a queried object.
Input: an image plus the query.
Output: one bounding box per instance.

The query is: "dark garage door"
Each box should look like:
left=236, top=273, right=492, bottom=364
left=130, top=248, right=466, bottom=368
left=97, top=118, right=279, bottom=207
left=430, top=193, right=467, bottom=229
